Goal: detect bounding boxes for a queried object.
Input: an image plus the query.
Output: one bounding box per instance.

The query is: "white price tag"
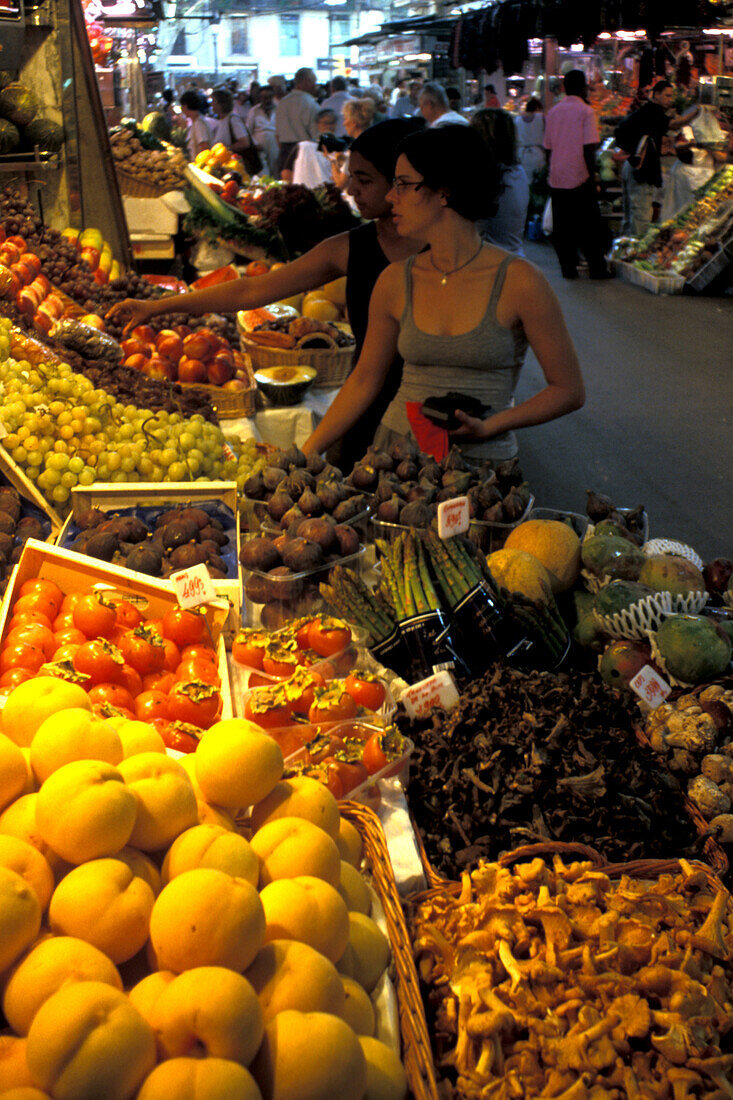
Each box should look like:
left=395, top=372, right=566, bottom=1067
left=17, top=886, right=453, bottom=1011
left=402, top=669, right=459, bottom=720
left=630, top=664, right=671, bottom=708
left=222, top=441, right=237, bottom=462
left=171, top=563, right=216, bottom=609
left=437, top=496, right=470, bottom=539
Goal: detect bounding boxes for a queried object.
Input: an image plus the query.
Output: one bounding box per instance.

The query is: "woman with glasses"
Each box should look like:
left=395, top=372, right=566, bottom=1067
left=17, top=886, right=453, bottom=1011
left=304, top=125, right=584, bottom=464
left=106, top=119, right=425, bottom=471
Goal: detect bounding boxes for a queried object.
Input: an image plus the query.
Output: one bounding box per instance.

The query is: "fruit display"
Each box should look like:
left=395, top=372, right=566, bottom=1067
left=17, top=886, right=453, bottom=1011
left=59, top=225, right=122, bottom=285
left=119, top=321, right=250, bottom=390
left=0, top=481, right=53, bottom=594
left=110, top=123, right=186, bottom=191
left=193, top=141, right=251, bottom=184
left=184, top=180, right=360, bottom=262
left=610, top=165, right=733, bottom=277
left=0, top=652, right=406, bottom=1100
left=410, top=852, right=733, bottom=1100
left=0, top=82, right=64, bottom=155
left=61, top=500, right=237, bottom=580
left=239, top=307, right=355, bottom=352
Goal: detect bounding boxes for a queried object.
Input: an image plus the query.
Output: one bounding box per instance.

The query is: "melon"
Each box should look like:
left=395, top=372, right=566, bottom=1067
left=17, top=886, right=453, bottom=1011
left=24, top=118, right=64, bottom=153
left=486, top=547, right=554, bottom=605
left=0, top=83, right=37, bottom=127
left=0, top=118, right=20, bottom=154
left=504, top=519, right=581, bottom=593
left=141, top=111, right=170, bottom=141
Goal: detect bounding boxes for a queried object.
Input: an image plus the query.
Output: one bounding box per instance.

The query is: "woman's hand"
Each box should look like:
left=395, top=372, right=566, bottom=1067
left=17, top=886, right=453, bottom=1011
left=450, top=408, right=494, bottom=441
left=105, top=299, right=158, bottom=336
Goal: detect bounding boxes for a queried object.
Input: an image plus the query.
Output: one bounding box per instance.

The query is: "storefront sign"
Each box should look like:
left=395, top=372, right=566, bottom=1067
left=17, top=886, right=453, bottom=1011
left=172, top=563, right=216, bottom=609
left=402, top=669, right=459, bottom=719
left=437, top=496, right=469, bottom=539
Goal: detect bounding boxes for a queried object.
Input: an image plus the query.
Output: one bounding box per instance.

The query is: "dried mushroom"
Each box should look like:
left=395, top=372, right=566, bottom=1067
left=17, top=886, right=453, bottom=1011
left=410, top=856, right=733, bottom=1099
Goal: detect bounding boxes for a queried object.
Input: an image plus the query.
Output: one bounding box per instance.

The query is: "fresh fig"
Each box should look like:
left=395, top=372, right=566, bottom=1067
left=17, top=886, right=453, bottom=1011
left=443, top=445, right=466, bottom=472
left=389, top=437, right=418, bottom=463
left=267, top=491, right=294, bottom=523
left=264, top=566, right=304, bottom=601
left=296, top=517, right=337, bottom=552
left=289, top=468, right=315, bottom=494
left=200, top=524, right=228, bottom=547
left=502, top=487, right=528, bottom=522
left=320, top=463, right=343, bottom=482
left=240, top=536, right=281, bottom=572
left=350, top=463, right=378, bottom=491
left=333, top=496, right=366, bottom=523
left=333, top=525, right=360, bottom=557
left=170, top=544, right=208, bottom=569
left=306, top=452, right=327, bottom=476
left=243, top=471, right=267, bottom=499
left=483, top=502, right=505, bottom=523
left=126, top=543, right=162, bottom=576
left=377, top=496, right=402, bottom=524
left=366, top=448, right=393, bottom=472
left=495, top=457, right=522, bottom=487
left=395, top=460, right=418, bottom=482
left=298, top=489, right=324, bottom=518
left=280, top=505, right=305, bottom=531
left=586, top=489, right=615, bottom=522
left=280, top=537, right=324, bottom=572
left=283, top=443, right=307, bottom=469
left=399, top=500, right=432, bottom=528
left=177, top=508, right=211, bottom=530
left=269, top=449, right=291, bottom=471
left=16, top=517, right=44, bottom=541
left=74, top=506, right=106, bottom=531
left=84, top=531, right=119, bottom=562
left=161, top=518, right=198, bottom=551
left=316, top=482, right=342, bottom=513
left=262, top=466, right=287, bottom=492
left=704, top=558, right=733, bottom=597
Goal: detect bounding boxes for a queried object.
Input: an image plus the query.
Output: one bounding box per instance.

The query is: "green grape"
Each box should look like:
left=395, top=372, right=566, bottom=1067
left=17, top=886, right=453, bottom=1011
left=188, top=449, right=204, bottom=466
left=120, top=456, right=135, bottom=473
left=178, top=432, right=195, bottom=450
left=68, top=457, right=84, bottom=474
left=186, top=457, right=201, bottom=476
left=25, top=465, right=39, bottom=481
left=139, top=458, right=154, bottom=477
left=159, top=448, right=178, bottom=468
left=27, top=452, right=43, bottom=468
left=51, top=485, right=70, bottom=503
left=60, top=471, right=77, bottom=488
left=150, top=465, right=163, bottom=481
left=97, top=464, right=110, bottom=480
left=13, top=446, right=27, bottom=464
left=107, top=454, right=121, bottom=473
left=3, top=434, right=19, bottom=450
left=47, top=453, right=69, bottom=471
left=168, top=462, right=187, bottom=481
left=110, top=471, right=127, bottom=483
left=79, top=468, right=95, bottom=486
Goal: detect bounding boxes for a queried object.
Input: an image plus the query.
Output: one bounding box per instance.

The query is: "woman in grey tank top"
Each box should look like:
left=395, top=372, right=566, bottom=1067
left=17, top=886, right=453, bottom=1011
left=305, top=126, right=584, bottom=463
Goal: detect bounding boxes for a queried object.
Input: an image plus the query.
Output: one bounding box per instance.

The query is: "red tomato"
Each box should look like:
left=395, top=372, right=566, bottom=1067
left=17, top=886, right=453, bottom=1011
left=243, top=687, right=292, bottom=729
left=231, top=632, right=267, bottom=670
left=115, top=600, right=144, bottom=630
left=0, top=667, right=34, bottom=690
left=53, top=628, right=87, bottom=648
left=161, top=608, right=207, bottom=648
left=72, top=639, right=124, bottom=686
left=52, top=644, right=81, bottom=663
left=12, top=592, right=59, bottom=623
left=362, top=731, right=388, bottom=775
left=5, top=623, right=56, bottom=660
left=135, top=690, right=170, bottom=722
left=88, top=682, right=136, bottom=711
left=296, top=620, right=317, bottom=650
left=156, top=721, right=200, bottom=754
left=168, top=682, right=220, bottom=728
left=179, top=644, right=217, bottom=665
left=119, top=663, right=143, bottom=699
left=19, top=578, right=63, bottom=616
left=118, top=627, right=166, bottom=675
left=344, top=673, right=386, bottom=712
left=52, top=611, right=77, bottom=632
left=308, top=686, right=359, bottom=724
left=72, top=594, right=117, bottom=639
left=7, top=610, right=53, bottom=633
left=0, top=641, right=45, bottom=674
left=307, top=618, right=351, bottom=658
left=175, top=658, right=220, bottom=687
left=162, top=638, right=181, bottom=673
left=60, top=592, right=84, bottom=614
left=141, top=671, right=175, bottom=694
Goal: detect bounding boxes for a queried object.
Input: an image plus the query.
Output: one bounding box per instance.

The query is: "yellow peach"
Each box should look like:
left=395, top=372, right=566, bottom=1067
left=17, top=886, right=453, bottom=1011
left=35, top=760, right=137, bottom=865
left=195, top=719, right=283, bottom=812
left=0, top=834, right=53, bottom=912
left=114, top=847, right=162, bottom=896
left=137, top=1058, right=262, bottom=1100
left=115, top=719, right=166, bottom=758
left=251, top=1010, right=366, bottom=1100
left=118, top=753, right=197, bottom=852
left=0, top=1033, right=35, bottom=1090
left=29, top=709, right=122, bottom=784
left=153, top=966, right=263, bottom=1064
left=162, top=824, right=259, bottom=886
left=337, top=818, right=363, bottom=867
left=337, top=914, right=390, bottom=993
left=250, top=776, right=340, bottom=840
left=127, top=969, right=176, bottom=1025
left=0, top=793, right=64, bottom=872
left=359, top=1036, right=407, bottom=1100
left=341, top=977, right=375, bottom=1037
left=1, top=678, right=91, bottom=748
left=0, top=732, right=28, bottom=811
left=338, top=861, right=371, bottom=915
left=245, top=939, right=345, bottom=1022
left=260, top=876, right=349, bottom=963
left=251, top=817, right=341, bottom=888
left=0, top=865, right=41, bottom=973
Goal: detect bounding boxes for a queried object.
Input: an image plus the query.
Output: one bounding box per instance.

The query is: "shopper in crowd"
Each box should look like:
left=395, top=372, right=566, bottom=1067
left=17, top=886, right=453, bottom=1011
left=419, top=82, right=469, bottom=129
left=209, top=87, right=253, bottom=159
left=472, top=108, right=529, bottom=255
left=615, top=78, right=700, bottom=238
left=331, top=98, right=376, bottom=190
left=107, top=119, right=425, bottom=471
left=390, top=77, right=408, bottom=107
left=275, top=67, right=319, bottom=175
left=247, top=85, right=279, bottom=176
left=268, top=75, right=288, bottom=103
left=483, top=84, right=501, bottom=109
left=179, top=90, right=214, bottom=160
left=363, top=85, right=389, bottom=123
left=302, top=125, right=584, bottom=464
left=515, top=97, right=546, bottom=178
left=281, top=108, right=339, bottom=186
left=321, top=75, right=352, bottom=138
left=543, top=69, right=610, bottom=280
left=445, top=87, right=463, bottom=115
left=391, top=79, right=422, bottom=119
left=160, top=88, right=177, bottom=131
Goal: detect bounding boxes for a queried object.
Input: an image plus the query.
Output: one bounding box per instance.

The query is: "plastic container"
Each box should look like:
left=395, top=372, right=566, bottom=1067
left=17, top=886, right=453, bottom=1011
left=527, top=506, right=590, bottom=540
left=282, top=721, right=414, bottom=803
left=240, top=487, right=375, bottom=538
left=371, top=496, right=534, bottom=554
left=242, top=544, right=368, bottom=629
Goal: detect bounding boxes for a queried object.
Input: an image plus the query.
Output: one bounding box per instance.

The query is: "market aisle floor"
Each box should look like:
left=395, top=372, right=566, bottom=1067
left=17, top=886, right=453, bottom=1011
left=515, top=241, right=733, bottom=561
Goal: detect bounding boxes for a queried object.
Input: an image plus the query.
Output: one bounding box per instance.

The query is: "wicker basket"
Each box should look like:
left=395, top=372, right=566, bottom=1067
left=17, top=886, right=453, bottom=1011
left=116, top=169, right=184, bottom=198
left=179, top=357, right=257, bottom=419
left=340, top=801, right=439, bottom=1100
left=239, top=333, right=354, bottom=390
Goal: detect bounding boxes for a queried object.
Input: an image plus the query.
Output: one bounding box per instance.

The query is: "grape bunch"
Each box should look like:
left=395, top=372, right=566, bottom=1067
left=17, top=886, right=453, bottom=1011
left=0, top=317, right=266, bottom=510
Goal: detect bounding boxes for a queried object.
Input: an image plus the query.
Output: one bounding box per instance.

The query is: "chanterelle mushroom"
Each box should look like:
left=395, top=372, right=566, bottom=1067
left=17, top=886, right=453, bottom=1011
left=691, top=888, right=730, bottom=961
left=667, top=1066, right=703, bottom=1100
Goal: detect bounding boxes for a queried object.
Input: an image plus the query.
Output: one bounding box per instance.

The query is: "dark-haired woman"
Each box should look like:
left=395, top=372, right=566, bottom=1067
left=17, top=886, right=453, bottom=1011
left=304, top=125, right=584, bottom=463
left=471, top=107, right=529, bottom=255
left=106, top=118, right=425, bottom=469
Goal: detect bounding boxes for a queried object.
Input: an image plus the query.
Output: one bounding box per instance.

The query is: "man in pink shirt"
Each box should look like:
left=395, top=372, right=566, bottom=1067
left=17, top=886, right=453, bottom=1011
left=544, top=70, right=610, bottom=279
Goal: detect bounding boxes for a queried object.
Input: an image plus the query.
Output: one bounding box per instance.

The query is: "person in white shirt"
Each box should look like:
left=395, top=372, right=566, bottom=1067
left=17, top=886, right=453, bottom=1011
left=320, top=75, right=352, bottom=138
left=179, top=89, right=214, bottom=160
left=247, top=86, right=279, bottom=177
left=419, top=82, right=469, bottom=128
left=275, top=67, right=319, bottom=175
left=211, top=87, right=252, bottom=156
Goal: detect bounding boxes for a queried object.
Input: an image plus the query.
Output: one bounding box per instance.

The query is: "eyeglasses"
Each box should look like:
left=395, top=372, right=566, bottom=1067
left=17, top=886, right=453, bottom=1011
left=391, top=178, right=425, bottom=194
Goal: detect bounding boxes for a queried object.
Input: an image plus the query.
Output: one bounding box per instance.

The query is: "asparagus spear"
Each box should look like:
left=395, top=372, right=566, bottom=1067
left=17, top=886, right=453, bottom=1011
left=416, top=533, right=441, bottom=611
left=405, top=531, right=428, bottom=615
left=397, top=533, right=417, bottom=618
left=424, top=530, right=467, bottom=608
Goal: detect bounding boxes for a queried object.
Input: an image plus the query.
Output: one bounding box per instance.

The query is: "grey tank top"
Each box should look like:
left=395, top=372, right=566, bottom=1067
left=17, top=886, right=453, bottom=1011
left=382, top=253, right=529, bottom=461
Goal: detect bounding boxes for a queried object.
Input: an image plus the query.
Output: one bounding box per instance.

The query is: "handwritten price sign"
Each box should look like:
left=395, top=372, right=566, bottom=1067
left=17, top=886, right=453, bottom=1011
left=171, top=563, right=216, bottom=609
left=630, top=664, right=671, bottom=708
left=402, top=669, right=460, bottom=719
left=437, top=496, right=470, bottom=539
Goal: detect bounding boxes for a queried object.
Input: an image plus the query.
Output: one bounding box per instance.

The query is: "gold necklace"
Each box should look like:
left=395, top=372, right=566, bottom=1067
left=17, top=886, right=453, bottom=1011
left=429, top=242, right=483, bottom=286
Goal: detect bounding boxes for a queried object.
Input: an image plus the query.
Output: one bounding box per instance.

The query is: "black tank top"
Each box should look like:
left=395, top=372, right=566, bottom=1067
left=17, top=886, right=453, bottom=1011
left=330, top=223, right=403, bottom=472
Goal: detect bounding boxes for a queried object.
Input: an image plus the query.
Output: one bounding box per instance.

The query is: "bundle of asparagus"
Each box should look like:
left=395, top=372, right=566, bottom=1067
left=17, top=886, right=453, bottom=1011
left=319, top=566, right=396, bottom=646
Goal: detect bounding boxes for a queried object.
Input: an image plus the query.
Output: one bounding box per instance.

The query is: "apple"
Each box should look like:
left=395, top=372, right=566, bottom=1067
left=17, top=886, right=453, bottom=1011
left=10, top=262, right=34, bottom=287
left=61, top=227, right=81, bottom=249
left=6, top=235, right=26, bottom=252
left=31, top=274, right=51, bottom=298
left=121, top=337, right=147, bottom=357
left=81, top=247, right=100, bottom=272
left=93, top=268, right=108, bottom=285
left=17, top=287, right=41, bottom=316
left=1, top=270, right=20, bottom=298
left=223, top=379, right=246, bottom=391
left=80, top=314, right=105, bottom=332
left=246, top=261, right=270, bottom=276
left=177, top=356, right=207, bottom=384
left=0, top=243, right=21, bottom=266
left=182, top=333, right=210, bottom=361
left=124, top=353, right=147, bottom=371
left=155, top=330, right=183, bottom=361
left=173, top=325, right=192, bottom=338
left=146, top=356, right=176, bottom=381
left=133, top=325, right=156, bottom=344
left=79, top=227, right=103, bottom=252
left=19, top=253, right=41, bottom=277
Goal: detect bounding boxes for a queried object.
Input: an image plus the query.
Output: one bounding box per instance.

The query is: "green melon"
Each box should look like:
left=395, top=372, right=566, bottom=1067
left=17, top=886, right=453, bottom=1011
left=0, top=83, right=37, bottom=127
left=595, top=580, right=657, bottom=618
left=0, top=117, right=20, bottom=154
left=141, top=111, right=170, bottom=142
left=24, top=118, right=65, bottom=153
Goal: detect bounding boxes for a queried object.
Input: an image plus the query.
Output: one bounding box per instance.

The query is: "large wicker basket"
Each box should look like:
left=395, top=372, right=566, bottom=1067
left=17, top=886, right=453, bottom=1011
left=179, top=356, right=257, bottom=419
left=116, top=168, right=184, bottom=198
left=239, top=333, right=354, bottom=390
left=340, top=801, right=439, bottom=1100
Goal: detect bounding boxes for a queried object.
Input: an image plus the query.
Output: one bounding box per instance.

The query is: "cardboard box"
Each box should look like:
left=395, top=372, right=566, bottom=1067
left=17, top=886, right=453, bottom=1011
left=60, top=482, right=241, bottom=640
left=123, top=196, right=179, bottom=237
left=0, top=539, right=233, bottom=720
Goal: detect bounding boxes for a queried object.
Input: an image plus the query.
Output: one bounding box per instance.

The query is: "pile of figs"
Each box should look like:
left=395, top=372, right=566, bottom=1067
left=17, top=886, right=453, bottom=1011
left=243, top=443, right=372, bottom=530
left=67, top=504, right=233, bottom=579
left=0, top=484, right=48, bottom=594
left=240, top=513, right=362, bottom=629
left=352, top=440, right=532, bottom=530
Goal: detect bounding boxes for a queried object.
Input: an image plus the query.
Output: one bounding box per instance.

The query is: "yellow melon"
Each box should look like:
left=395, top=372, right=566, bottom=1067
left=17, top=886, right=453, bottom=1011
left=301, top=295, right=340, bottom=323
left=486, top=547, right=554, bottom=604
left=504, top=519, right=581, bottom=593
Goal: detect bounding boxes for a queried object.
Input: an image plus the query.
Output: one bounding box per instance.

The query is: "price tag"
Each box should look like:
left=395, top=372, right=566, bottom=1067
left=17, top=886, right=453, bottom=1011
left=630, top=664, right=671, bottom=708
left=222, top=441, right=238, bottom=462
left=437, top=496, right=470, bottom=539
left=402, top=669, right=459, bottom=720
left=171, top=563, right=216, bottom=609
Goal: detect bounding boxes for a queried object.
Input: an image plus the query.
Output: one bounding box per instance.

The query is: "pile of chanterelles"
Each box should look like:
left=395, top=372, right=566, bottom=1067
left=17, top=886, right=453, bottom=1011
left=410, top=854, right=733, bottom=1099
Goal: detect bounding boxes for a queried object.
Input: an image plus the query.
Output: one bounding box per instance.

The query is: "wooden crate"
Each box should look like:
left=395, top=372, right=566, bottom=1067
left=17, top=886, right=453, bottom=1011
left=59, top=482, right=242, bottom=641
left=0, top=539, right=234, bottom=719
left=0, top=442, right=64, bottom=533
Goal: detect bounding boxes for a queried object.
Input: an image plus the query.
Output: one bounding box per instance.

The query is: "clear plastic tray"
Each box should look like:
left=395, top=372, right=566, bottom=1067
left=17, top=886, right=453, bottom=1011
left=282, top=723, right=413, bottom=803
left=242, top=545, right=367, bottom=629
left=370, top=495, right=534, bottom=554
left=240, top=487, right=375, bottom=538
